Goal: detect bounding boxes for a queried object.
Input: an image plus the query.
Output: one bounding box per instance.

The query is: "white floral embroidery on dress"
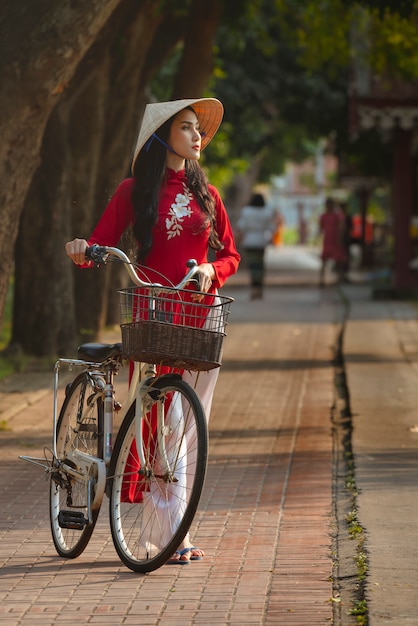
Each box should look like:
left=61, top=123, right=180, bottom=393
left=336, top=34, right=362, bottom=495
left=165, top=183, right=193, bottom=239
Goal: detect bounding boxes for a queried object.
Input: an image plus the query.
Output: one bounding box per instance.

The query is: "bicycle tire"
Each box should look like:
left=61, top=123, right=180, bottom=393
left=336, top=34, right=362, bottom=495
left=50, top=371, right=104, bottom=558
left=109, top=375, right=208, bottom=573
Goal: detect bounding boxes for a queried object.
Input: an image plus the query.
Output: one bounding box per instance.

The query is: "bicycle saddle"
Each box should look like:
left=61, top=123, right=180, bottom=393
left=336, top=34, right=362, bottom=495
left=77, top=342, right=123, bottom=362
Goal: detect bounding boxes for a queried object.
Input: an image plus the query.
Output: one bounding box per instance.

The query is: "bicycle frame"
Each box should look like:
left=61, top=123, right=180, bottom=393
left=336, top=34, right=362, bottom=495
left=21, top=352, right=175, bottom=487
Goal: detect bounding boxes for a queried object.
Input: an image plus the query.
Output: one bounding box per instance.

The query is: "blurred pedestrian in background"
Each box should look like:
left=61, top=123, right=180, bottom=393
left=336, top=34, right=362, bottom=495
left=297, top=202, right=308, bottom=245
left=318, top=196, right=347, bottom=286
left=236, top=192, right=276, bottom=300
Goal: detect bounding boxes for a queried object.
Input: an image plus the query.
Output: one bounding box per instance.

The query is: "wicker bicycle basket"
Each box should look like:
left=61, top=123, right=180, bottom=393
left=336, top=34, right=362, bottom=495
left=119, top=286, right=233, bottom=371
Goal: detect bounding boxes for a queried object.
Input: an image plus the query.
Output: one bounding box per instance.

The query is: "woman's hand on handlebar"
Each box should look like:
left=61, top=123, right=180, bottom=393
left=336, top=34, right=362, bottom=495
left=196, top=263, right=215, bottom=293
left=65, top=238, right=89, bottom=266
left=192, top=263, right=215, bottom=301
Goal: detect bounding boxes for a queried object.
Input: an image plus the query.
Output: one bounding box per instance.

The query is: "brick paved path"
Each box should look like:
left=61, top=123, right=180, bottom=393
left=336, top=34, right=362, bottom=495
left=0, top=283, right=338, bottom=625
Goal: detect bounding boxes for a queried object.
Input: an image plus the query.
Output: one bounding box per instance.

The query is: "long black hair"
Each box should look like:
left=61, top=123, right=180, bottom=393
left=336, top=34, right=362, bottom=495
left=131, top=108, right=223, bottom=262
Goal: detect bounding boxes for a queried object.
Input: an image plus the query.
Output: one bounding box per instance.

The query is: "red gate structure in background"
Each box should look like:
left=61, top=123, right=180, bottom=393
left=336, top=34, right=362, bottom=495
left=349, top=39, right=418, bottom=293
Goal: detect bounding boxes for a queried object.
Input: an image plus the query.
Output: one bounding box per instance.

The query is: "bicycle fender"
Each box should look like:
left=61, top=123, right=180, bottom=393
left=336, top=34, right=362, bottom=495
left=149, top=373, right=183, bottom=385
left=142, top=373, right=182, bottom=399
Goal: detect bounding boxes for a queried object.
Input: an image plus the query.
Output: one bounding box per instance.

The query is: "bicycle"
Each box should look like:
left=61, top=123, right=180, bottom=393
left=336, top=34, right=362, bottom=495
left=20, top=245, right=233, bottom=572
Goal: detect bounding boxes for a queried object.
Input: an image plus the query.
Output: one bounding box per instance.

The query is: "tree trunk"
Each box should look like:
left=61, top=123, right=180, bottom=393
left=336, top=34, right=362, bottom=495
left=13, top=113, right=77, bottom=356
left=173, top=0, right=223, bottom=98
left=0, top=0, right=122, bottom=340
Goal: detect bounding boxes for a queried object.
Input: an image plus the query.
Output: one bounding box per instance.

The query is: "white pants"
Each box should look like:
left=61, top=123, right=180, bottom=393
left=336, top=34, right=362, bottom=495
left=141, top=293, right=223, bottom=551
left=141, top=366, right=219, bottom=551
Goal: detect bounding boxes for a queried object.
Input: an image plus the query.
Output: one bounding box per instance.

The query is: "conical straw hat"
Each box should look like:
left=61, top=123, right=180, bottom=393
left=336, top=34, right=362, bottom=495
left=132, top=97, right=224, bottom=173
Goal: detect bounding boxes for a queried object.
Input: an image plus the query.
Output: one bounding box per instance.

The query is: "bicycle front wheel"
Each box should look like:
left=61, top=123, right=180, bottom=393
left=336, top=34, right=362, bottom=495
left=109, top=375, right=208, bottom=573
left=50, top=371, right=104, bottom=558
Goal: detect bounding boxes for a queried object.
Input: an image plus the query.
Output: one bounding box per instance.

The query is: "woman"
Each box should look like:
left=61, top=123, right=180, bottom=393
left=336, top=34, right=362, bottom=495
left=65, top=98, right=240, bottom=563
left=318, top=196, right=347, bottom=286
left=236, top=192, right=276, bottom=300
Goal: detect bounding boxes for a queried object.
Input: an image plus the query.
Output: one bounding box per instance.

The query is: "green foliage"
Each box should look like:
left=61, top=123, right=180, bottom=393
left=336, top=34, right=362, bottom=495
left=0, top=358, right=14, bottom=381
left=212, top=0, right=350, bottom=183
left=283, top=227, right=298, bottom=245
left=356, top=551, right=368, bottom=581
left=275, top=0, right=418, bottom=81
left=275, top=0, right=351, bottom=75
left=367, top=187, right=390, bottom=222
left=349, top=598, right=368, bottom=622
left=369, top=5, right=418, bottom=79
left=150, top=0, right=418, bottom=190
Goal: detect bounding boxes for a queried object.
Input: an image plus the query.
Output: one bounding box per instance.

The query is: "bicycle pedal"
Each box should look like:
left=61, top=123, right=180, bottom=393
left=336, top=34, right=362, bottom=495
left=58, top=510, right=88, bottom=530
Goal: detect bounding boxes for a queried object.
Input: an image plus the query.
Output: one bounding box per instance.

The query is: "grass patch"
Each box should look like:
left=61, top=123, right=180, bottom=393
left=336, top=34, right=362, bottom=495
left=0, top=276, right=33, bottom=381
left=0, top=356, right=14, bottom=380
left=0, top=276, right=15, bottom=381
left=344, top=453, right=369, bottom=623
left=0, top=276, right=13, bottom=352
left=349, top=598, right=368, bottom=624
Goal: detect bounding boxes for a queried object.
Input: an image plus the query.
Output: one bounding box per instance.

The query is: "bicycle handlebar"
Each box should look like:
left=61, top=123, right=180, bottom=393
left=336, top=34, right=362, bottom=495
left=85, top=245, right=200, bottom=290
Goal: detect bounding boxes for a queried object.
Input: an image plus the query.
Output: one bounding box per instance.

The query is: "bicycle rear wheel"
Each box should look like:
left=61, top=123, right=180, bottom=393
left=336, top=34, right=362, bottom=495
left=50, top=371, right=104, bottom=558
left=109, top=375, right=208, bottom=573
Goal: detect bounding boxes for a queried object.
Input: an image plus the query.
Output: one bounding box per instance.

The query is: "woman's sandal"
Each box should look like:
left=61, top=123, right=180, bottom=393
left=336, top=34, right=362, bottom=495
left=187, top=546, right=203, bottom=561
left=166, top=546, right=203, bottom=565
